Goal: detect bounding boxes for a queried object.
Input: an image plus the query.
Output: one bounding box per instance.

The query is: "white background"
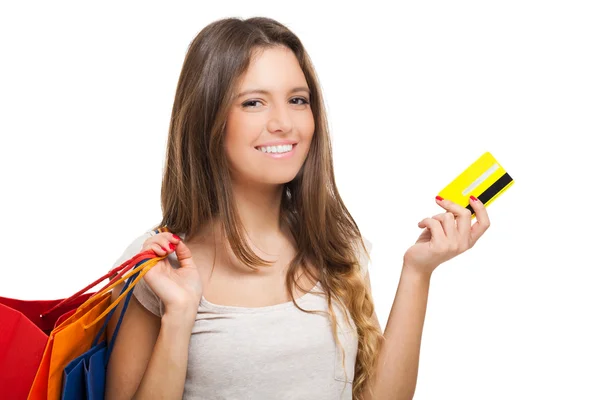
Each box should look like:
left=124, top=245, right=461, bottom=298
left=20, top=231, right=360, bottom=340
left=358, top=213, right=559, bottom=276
left=1, top=1, right=599, bottom=399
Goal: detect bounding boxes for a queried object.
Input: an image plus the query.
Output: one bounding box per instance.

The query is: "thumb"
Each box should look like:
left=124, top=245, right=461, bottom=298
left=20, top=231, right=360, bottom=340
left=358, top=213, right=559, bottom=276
left=173, top=240, right=195, bottom=269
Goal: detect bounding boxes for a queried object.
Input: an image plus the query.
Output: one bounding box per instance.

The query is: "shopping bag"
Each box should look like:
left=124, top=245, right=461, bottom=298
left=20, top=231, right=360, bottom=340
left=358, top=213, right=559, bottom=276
left=27, top=292, right=111, bottom=400
left=62, top=264, right=142, bottom=400
left=0, top=292, right=95, bottom=399
left=28, top=248, right=166, bottom=400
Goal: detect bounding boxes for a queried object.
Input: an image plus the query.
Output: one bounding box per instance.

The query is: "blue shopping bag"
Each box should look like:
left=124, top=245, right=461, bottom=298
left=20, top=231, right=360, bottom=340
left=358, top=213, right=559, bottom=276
left=61, top=263, right=142, bottom=400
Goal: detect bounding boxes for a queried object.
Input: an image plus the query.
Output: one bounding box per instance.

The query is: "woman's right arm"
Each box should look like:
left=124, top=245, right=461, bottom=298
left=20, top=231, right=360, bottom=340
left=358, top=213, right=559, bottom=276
left=105, top=233, right=203, bottom=399
left=134, top=306, right=197, bottom=399
left=105, top=286, right=197, bottom=400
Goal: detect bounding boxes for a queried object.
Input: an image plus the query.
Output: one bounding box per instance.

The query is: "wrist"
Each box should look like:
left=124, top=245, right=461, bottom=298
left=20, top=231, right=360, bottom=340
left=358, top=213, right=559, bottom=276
left=401, top=263, right=433, bottom=283
left=162, top=310, right=195, bottom=331
left=162, top=300, right=200, bottom=327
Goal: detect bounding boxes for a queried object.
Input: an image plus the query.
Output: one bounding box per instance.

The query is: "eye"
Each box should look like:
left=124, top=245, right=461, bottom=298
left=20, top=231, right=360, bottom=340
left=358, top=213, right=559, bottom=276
left=242, top=100, right=262, bottom=108
left=291, top=97, right=310, bottom=105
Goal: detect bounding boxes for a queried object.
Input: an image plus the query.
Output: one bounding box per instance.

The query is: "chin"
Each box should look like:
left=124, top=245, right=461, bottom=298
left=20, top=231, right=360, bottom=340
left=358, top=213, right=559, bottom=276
left=262, top=175, right=298, bottom=186
left=253, top=170, right=301, bottom=186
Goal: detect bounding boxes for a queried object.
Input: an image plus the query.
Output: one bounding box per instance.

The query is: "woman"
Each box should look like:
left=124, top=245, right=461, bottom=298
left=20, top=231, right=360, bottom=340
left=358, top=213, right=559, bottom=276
left=106, top=16, right=490, bottom=400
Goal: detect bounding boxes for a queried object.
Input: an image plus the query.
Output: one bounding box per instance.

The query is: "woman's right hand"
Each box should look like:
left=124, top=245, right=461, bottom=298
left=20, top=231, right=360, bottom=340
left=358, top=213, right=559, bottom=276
left=140, top=232, right=203, bottom=316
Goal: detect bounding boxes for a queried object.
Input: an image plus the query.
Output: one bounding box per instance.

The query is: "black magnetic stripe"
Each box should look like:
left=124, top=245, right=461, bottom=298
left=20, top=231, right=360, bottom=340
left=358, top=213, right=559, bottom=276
left=466, top=172, right=513, bottom=214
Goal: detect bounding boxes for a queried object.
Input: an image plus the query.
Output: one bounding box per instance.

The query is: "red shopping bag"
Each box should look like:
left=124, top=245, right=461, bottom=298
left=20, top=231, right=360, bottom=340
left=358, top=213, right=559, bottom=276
left=0, top=293, right=95, bottom=400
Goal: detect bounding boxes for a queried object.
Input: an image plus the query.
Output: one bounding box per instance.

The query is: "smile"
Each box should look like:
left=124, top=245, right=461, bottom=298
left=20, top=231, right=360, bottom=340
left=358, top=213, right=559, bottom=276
left=256, top=144, right=294, bottom=154
left=254, top=143, right=297, bottom=159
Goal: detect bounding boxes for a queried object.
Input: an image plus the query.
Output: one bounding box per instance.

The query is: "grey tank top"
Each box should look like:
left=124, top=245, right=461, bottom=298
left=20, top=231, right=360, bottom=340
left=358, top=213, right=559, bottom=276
left=111, top=230, right=372, bottom=400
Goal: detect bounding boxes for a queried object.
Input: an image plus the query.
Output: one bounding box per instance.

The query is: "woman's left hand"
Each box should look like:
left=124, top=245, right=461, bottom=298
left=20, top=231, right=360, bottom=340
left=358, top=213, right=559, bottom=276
left=403, top=195, right=491, bottom=277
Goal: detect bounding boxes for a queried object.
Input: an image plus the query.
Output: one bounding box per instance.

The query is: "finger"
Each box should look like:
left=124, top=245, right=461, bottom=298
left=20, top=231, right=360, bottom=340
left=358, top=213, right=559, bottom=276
left=173, top=240, right=195, bottom=269
left=431, top=212, right=446, bottom=220
left=435, top=196, right=472, bottom=236
left=161, top=232, right=182, bottom=244
left=151, top=243, right=168, bottom=256
left=469, top=195, right=491, bottom=241
left=430, top=213, right=446, bottom=228
left=155, top=235, right=179, bottom=252
left=144, top=237, right=173, bottom=253
left=433, top=212, right=458, bottom=243
left=417, top=217, right=446, bottom=243
left=162, top=233, right=182, bottom=252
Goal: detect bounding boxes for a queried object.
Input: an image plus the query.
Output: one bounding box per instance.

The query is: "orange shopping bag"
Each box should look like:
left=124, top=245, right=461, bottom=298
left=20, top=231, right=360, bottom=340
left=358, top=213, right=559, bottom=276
left=27, top=246, right=167, bottom=400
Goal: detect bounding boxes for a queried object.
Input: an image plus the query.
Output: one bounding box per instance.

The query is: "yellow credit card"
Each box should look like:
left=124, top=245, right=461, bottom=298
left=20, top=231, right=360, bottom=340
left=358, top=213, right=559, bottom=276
left=438, top=152, right=514, bottom=217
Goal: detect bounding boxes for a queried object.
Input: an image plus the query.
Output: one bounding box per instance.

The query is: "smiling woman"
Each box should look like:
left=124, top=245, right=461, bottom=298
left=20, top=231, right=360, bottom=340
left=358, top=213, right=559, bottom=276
left=104, top=13, right=492, bottom=400
left=104, top=16, right=382, bottom=400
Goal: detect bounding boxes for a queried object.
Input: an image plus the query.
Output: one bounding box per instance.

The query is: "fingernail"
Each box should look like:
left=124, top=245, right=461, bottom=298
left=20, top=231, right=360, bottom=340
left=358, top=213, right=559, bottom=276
left=160, top=246, right=167, bottom=252
left=173, top=234, right=181, bottom=241
left=169, top=243, right=176, bottom=250
left=435, top=195, right=444, bottom=201
left=470, top=195, right=478, bottom=202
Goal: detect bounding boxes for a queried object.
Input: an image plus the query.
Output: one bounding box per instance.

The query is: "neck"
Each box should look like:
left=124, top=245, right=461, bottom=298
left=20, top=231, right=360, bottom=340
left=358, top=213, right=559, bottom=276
left=196, top=178, right=290, bottom=258
left=188, top=179, right=293, bottom=259
left=184, top=180, right=296, bottom=275
left=230, top=178, right=285, bottom=240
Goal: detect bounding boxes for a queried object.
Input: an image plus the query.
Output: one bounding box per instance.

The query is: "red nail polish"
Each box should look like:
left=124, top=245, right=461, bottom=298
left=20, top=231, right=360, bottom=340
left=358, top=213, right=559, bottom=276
left=169, top=243, right=176, bottom=250
left=436, top=195, right=444, bottom=201
left=173, top=234, right=181, bottom=241
left=470, top=195, right=478, bottom=201
left=160, top=246, right=167, bottom=252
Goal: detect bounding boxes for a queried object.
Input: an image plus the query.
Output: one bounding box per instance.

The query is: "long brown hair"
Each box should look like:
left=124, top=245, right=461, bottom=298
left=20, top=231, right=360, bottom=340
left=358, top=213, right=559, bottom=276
left=152, top=17, right=383, bottom=399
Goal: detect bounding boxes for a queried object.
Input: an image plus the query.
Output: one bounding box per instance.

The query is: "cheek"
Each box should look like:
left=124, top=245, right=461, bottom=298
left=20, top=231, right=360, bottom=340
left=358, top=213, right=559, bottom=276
left=224, top=119, right=262, bottom=175
left=224, top=135, right=252, bottom=173
left=302, top=117, right=316, bottom=148
left=298, top=112, right=315, bottom=140
left=224, top=113, right=261, bottom=154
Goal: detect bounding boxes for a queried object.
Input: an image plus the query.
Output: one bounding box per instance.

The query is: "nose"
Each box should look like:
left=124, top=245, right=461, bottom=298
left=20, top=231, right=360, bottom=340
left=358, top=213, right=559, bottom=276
left=266, top=101, right=293, bottom=134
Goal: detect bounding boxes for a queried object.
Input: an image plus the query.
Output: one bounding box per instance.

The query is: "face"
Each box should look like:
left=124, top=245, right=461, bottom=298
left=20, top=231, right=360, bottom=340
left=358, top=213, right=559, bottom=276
left=224, top=46, right=315, bottom=187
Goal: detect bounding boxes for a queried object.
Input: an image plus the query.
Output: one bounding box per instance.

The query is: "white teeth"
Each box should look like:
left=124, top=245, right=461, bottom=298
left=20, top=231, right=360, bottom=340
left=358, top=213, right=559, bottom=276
left=257, top=144, right=293, bottom=154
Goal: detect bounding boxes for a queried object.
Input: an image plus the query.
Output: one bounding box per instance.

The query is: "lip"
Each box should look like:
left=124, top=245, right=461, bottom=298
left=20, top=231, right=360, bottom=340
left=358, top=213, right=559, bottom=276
left=255, top=143, right=297, bottom=159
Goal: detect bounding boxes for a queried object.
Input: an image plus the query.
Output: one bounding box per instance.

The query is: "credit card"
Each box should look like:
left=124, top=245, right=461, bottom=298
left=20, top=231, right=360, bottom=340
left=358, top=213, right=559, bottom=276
left=438, top=152, right=514, bottom=216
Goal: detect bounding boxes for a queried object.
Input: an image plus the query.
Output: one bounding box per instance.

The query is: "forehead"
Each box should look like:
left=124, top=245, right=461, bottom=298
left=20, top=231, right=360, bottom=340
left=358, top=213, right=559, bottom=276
left=237, top=47, right=307, bottom=93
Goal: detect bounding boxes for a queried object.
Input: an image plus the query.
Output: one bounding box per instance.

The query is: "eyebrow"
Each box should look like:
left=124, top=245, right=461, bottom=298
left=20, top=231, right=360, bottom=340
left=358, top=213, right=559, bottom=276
left=236, top=86, right=311, bottom=98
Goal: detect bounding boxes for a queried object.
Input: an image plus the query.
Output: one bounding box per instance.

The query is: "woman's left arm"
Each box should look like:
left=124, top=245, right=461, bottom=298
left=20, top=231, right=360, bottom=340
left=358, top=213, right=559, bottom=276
left=362, top=196, right=491, bottom=400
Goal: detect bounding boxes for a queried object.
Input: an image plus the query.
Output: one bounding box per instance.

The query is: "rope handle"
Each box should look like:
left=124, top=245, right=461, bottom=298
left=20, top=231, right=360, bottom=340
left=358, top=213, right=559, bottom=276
left=40, top=226, right=171, bottom=318
left=80, top=254, right=166, bottom=329
left=89, top=262, right=145, bottom=364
